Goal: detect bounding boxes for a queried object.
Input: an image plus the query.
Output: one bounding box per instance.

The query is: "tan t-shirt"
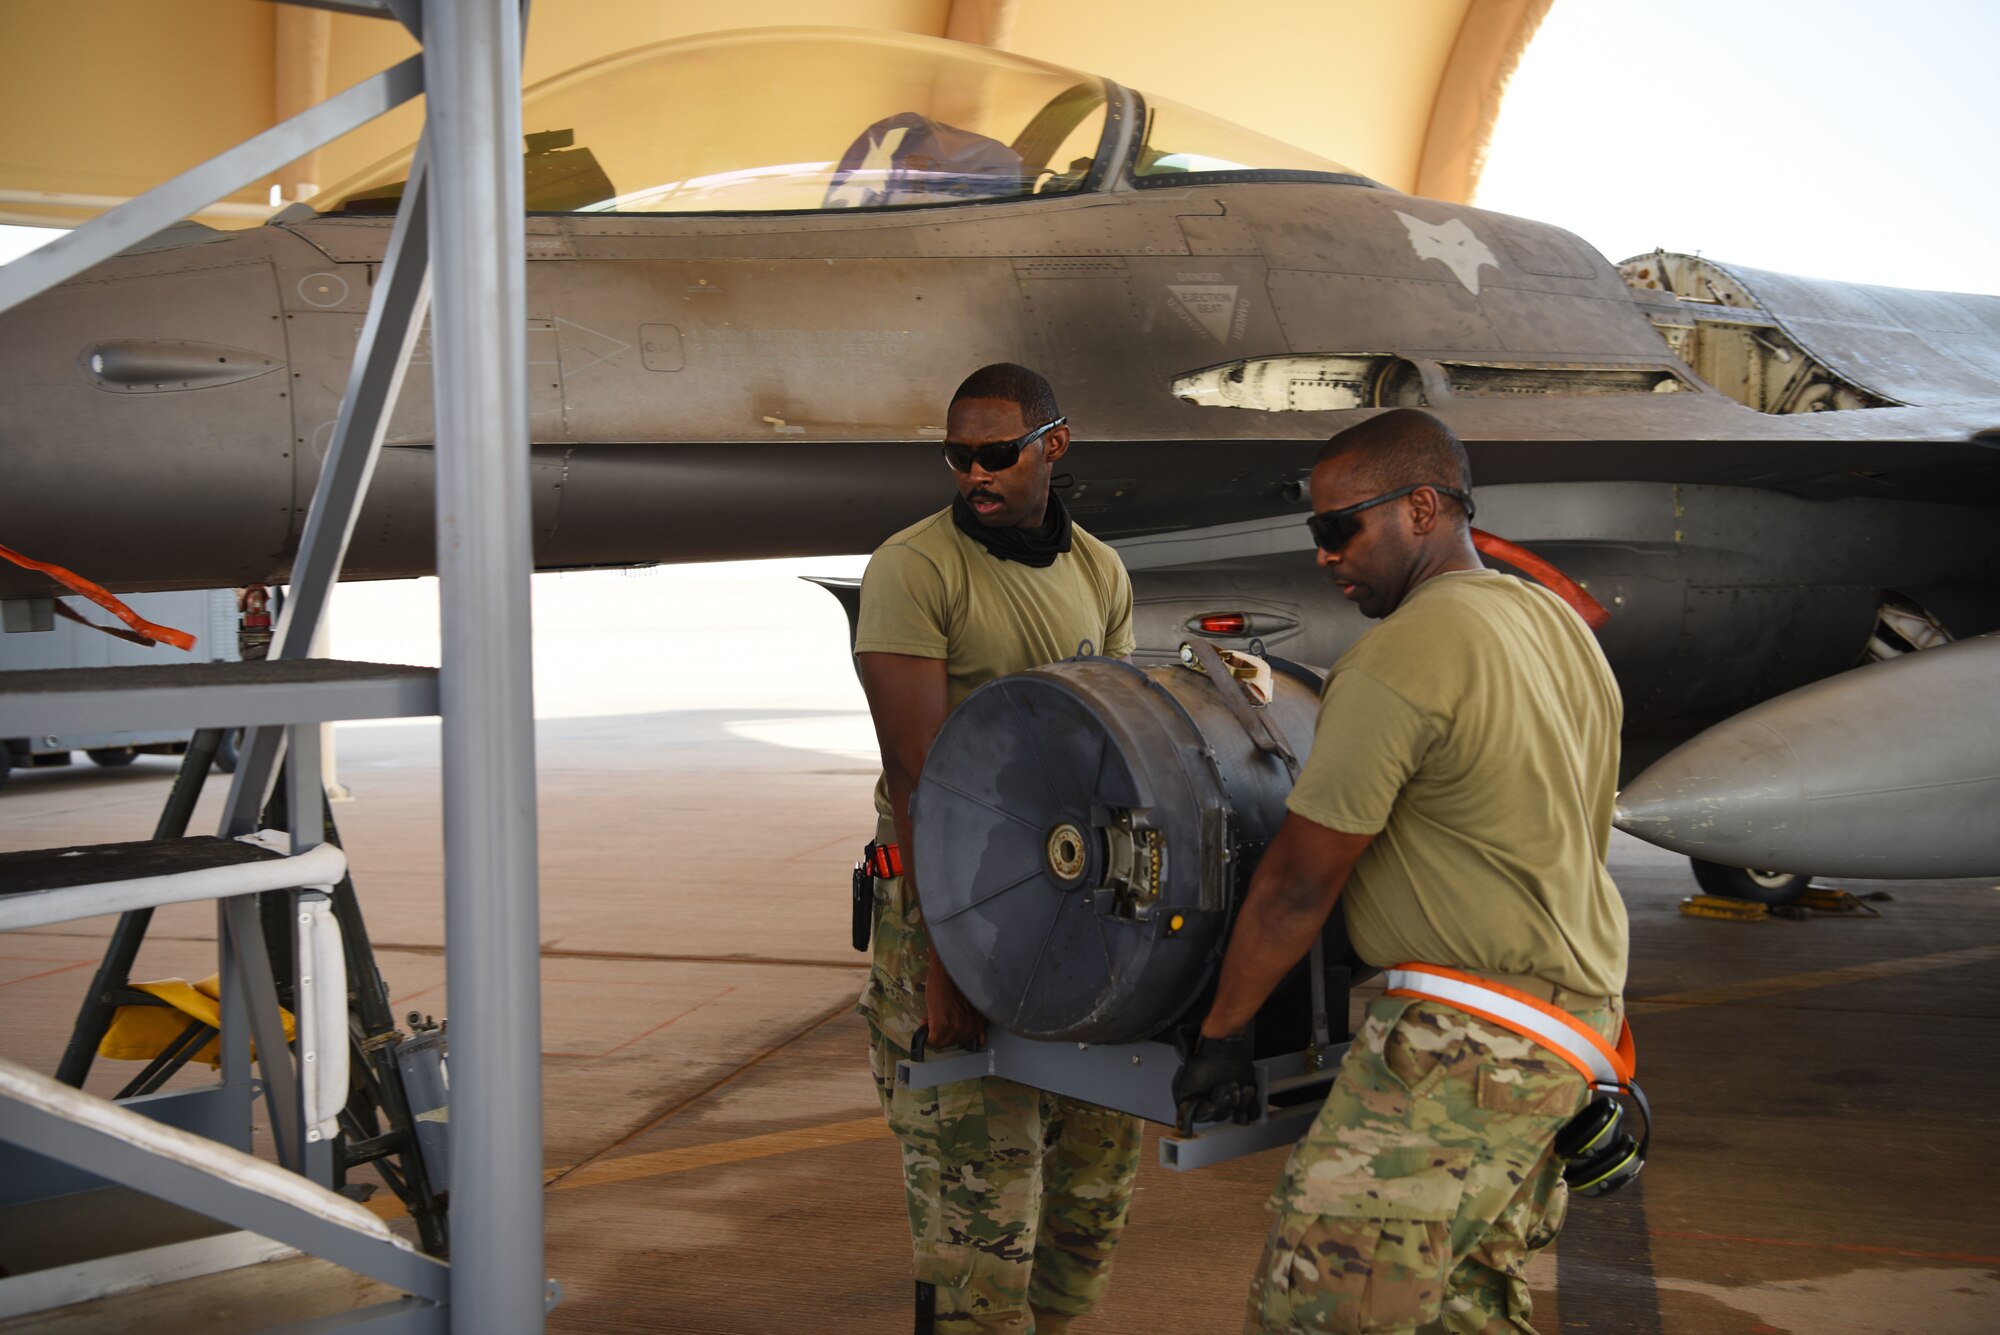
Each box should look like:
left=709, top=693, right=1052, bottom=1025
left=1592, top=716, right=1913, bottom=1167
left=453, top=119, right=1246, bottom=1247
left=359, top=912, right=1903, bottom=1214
left=1285, top=568, right=1629, bottom=997
left=854, top=507, right=1134, bottom=820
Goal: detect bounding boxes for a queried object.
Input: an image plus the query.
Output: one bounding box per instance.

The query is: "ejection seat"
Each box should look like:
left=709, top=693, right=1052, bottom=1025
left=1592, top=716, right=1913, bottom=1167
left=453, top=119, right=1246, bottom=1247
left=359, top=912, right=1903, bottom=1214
left=823, top=111, right=1026, bottom=208
left=822, top=77, right=1108, bottom=210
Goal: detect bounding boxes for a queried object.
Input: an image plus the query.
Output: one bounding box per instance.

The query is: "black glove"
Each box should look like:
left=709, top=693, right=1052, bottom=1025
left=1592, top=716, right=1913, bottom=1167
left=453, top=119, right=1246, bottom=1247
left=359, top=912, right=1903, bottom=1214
left=1172, top=1031, right=1259, bottom=1135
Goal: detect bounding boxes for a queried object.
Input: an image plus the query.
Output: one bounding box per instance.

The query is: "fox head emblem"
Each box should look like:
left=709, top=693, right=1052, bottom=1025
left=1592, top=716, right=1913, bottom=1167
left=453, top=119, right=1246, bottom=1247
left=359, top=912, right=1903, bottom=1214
left=1395, top=211, right=1499, bottom=296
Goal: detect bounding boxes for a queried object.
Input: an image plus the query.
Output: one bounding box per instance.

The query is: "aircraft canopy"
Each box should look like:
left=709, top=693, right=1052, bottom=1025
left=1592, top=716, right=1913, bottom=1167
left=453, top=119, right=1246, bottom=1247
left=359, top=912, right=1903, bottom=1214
left=313, top=27, right=1370, bottom=217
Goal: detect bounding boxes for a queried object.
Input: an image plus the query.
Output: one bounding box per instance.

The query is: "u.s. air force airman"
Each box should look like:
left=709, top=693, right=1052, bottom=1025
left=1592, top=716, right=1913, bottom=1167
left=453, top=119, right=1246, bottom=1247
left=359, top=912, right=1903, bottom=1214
left=1173, top=408, right=1630, bottom=1334
left=855, top=362, right=1143, bottom=1333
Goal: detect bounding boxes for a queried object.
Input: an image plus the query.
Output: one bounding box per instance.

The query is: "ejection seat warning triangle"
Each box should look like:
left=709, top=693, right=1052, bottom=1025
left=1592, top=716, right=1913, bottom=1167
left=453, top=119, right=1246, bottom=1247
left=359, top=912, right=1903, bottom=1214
left=1169, top=285, right=1239, bottom=344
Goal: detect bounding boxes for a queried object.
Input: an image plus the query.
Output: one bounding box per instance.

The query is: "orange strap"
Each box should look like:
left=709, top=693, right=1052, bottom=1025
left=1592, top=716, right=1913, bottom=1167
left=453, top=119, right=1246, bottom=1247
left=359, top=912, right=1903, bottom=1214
left=0, top=542, right=196, bottom=651
left=1471, top=529, right=1611, bottom=630
left=52, top=598, right=159, bottom=648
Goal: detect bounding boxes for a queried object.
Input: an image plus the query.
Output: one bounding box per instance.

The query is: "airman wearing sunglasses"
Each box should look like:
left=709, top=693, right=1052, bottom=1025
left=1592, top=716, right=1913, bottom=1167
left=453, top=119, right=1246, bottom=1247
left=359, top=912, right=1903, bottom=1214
left=1174, top=408, right=1629, bottom=1334
left=853, top=363, right=1142, bottom=1334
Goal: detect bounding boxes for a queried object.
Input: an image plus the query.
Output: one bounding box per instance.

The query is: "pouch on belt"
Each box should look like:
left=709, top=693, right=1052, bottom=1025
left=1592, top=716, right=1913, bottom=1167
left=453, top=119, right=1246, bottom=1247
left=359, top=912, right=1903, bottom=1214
left=853, top=840, right=903, bottom=952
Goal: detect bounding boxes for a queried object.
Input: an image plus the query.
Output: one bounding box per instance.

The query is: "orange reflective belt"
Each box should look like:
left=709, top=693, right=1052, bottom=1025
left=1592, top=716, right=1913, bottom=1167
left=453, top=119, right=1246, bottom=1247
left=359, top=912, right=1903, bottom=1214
left=1384, top=962, right=1635, bottom=1088
left=0, top=542, right=196, bottom=651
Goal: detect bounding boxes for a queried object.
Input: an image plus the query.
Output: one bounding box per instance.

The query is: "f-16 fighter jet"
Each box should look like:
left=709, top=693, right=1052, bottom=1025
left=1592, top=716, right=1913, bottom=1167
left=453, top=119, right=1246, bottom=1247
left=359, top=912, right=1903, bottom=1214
left=3, top=28, right=1996, bottom=893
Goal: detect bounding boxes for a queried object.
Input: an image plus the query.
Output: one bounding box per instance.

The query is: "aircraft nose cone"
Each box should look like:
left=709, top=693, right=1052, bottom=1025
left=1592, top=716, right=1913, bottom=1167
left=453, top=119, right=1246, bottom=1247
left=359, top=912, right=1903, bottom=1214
left=1615, top=720, right=1805, bottom=866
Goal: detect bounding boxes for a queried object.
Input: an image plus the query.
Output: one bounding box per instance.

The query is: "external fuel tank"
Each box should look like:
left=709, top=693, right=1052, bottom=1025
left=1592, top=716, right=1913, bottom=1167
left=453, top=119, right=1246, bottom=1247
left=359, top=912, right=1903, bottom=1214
left=1615, top=633, right=2000, bottom=879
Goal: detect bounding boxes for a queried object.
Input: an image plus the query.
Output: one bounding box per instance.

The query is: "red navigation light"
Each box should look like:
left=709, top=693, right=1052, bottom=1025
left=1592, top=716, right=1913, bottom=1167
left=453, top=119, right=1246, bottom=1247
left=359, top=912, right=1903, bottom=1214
left=1194, top=612, right=1249, bottom=636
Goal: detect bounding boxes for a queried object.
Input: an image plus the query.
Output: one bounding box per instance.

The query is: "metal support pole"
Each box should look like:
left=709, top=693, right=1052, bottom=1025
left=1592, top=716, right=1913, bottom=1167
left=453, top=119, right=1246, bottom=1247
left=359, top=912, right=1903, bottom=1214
left=271, top=146, right=432, bottom=664
left=219, top=724, right=287, bottom=838
left=312, top=615, right=355, bottom=802
left=217, top=903, right=251, bottom=1090
left=288, top=725, right=325, bottom=861
left=287, top=724, right=336, bottom=1185
left=220, top=896, right=304, bottom=1170
left=425, top=3, right=544, bottom=1328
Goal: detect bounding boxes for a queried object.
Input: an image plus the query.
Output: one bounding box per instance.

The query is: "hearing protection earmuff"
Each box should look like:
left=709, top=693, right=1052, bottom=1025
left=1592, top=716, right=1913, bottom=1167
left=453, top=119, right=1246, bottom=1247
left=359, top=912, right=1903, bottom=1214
left=1554, top=1079, right=1651, bottom=1198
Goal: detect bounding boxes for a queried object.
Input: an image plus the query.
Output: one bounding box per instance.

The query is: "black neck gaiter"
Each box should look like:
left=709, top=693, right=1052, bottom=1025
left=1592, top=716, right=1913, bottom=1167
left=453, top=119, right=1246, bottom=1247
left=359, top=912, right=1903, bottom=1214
left=951, top=488, right=1074, bottom=569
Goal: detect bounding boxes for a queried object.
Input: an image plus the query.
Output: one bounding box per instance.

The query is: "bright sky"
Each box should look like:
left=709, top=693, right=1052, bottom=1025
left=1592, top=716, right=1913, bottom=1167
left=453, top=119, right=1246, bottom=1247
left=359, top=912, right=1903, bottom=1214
left=4, top=1, right=1994, bottom=724
left=1475, top=0, right=2000, bottom=295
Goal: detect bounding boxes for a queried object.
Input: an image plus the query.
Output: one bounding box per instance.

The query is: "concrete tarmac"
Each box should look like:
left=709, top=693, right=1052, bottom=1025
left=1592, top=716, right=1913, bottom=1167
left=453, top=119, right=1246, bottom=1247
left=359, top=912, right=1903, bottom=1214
left=2, top=711, right=1996, bottom=1333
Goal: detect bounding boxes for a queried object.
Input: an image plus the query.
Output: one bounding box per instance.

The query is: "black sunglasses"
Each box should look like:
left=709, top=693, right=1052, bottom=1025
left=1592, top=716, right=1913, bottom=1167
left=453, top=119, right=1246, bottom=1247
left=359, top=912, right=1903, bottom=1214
left=942, top=416, right=1066, bottom=474
left=1307, top=484, right=1475, bottom=553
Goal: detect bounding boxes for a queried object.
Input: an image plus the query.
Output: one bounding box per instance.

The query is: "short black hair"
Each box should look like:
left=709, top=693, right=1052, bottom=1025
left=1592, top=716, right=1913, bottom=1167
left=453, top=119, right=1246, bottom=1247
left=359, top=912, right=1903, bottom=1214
left=951, top=362, right=1060, bottom=426
left=1315, top=408, right=1473, bottom=519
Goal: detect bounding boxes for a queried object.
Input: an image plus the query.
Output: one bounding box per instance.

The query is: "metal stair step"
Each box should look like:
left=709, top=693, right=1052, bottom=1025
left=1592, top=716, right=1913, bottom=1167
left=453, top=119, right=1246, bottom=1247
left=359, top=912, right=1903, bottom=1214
left=0, top=832, right=348, bottom=931
left=0, top=659, right=439, bottom=735
left=0, top=836, right=282, bottom=897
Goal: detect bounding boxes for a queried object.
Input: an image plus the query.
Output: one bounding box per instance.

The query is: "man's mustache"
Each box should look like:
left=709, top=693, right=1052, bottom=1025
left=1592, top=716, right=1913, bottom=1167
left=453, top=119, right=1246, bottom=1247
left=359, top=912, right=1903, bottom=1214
left=967, top=489, right=1002, bottom=505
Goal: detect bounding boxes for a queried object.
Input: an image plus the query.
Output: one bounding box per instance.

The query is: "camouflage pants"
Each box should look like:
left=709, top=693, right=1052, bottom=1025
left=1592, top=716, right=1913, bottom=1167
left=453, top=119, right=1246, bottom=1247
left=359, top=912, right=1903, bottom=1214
left=1246, top=995, right=1620, bottom=1334
left=869, top=1025, right=1144, bottom=1333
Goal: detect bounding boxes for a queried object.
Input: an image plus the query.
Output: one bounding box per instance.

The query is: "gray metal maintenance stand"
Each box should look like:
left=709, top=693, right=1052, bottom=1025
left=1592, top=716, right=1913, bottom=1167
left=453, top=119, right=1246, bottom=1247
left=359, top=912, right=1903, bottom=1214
left=0, top=1, right=550, bottom=1329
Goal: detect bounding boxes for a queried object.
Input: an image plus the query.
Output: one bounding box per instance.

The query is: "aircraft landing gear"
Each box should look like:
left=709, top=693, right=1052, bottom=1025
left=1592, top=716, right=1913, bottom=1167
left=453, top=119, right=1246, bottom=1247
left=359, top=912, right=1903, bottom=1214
left=1690, top=858, right=1811, bottom=905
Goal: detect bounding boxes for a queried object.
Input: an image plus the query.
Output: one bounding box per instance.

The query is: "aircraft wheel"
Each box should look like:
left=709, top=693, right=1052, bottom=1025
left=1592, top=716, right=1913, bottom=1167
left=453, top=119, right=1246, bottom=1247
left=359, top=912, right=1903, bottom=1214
left=212, top=730, right=241, bottom=775
left=0, top=748, right=11, bottom=794
left=86, top=747, right=140, bottom=768
left=1690, top=858, right=1811, bottom=905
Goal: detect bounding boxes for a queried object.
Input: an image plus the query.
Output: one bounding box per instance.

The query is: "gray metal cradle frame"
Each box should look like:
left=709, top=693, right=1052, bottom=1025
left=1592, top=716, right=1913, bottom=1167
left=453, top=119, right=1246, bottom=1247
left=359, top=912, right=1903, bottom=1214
left=0, top=1, right=547, bottom=1329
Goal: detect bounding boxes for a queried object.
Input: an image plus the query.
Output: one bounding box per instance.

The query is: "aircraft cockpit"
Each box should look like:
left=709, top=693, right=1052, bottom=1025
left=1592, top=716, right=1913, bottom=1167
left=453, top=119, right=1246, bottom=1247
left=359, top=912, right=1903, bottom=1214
left=311, top=27, right=1376, bottom=218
